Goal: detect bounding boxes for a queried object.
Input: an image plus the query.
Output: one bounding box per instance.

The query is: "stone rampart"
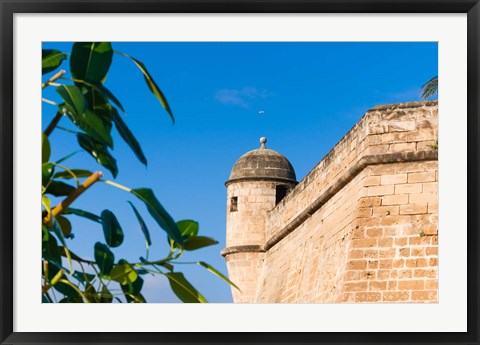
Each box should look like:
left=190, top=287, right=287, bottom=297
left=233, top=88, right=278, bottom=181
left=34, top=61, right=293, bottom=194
left=224, top=100, right=438, bottom=303
left=256, top=101, right=438, bottom=303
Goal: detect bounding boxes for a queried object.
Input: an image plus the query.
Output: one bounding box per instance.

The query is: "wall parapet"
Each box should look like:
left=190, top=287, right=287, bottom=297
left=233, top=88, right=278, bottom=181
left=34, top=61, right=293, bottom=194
left=265, top=101, right=438, bottom=245
left=263, top=150, right=437, bottom=251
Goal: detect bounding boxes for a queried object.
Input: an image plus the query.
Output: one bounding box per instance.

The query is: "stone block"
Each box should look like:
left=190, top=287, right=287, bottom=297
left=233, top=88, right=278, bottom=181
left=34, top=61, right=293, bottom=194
left=406, top=258, right=428, bottom=268
left=364, top=176, right=381, bottom=187
left=344, top=282, right=368, bottom=292
left=422, top=182, right=437, bottom=193
left=369, top=281, right=387, bottom=291
left=373, top=206, right=399, bottom=217
left=382, top=291, right=410, bottom=302
left=409, top=193, right=437, bottom=204
left=395, top=183, right=423, bottom=194
left=388, top=120, right=416, bottom=132
left=358, top=196, right=382, bottom=207
left=378, top=248, right=396, bottom=258
left=352, top=238, right=377, bottom=248
left=400, top=203, right=428, bottom=215
left=347, top=260, right=367, bottom=270
left=355, top=292, right=381, bottom=302
left=411, top=290, right=437, bottom=301
left=389, top=142, right=416, bottom=152
left=381, top=174, right=408, bottom=185
left=368, top=185, right=395, bottom=197
left=398, top=280, right=425, bottom=290
left=408, top=172, right=436, bottom=183
left=366, top=228, right=383, bottom=237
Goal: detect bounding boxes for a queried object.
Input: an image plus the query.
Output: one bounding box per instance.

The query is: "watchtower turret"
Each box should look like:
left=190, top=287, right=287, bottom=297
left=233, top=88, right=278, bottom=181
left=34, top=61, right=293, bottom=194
left=222, top=137, right=297, bottom=303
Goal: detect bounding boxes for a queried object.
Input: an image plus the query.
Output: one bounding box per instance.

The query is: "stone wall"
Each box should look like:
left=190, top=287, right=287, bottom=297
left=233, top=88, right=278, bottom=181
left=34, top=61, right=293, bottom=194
left=256, top=169, right=368, bottom=302
left=224, top=101, right=438, bottom=303
left=343, top=161, right=438, bottom=303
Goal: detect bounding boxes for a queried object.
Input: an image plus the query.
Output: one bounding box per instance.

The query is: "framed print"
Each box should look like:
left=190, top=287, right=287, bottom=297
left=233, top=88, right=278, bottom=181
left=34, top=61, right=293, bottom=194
left=1, top=0, right=479, bottom=344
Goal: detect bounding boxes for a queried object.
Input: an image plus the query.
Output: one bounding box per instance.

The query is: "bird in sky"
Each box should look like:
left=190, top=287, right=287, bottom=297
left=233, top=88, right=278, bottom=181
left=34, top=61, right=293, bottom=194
left=258, top=109, right=265, bottom=115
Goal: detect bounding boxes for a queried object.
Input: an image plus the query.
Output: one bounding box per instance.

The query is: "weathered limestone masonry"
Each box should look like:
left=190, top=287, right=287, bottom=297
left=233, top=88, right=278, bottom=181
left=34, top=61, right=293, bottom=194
left=222, top=101, right=438, bottom=303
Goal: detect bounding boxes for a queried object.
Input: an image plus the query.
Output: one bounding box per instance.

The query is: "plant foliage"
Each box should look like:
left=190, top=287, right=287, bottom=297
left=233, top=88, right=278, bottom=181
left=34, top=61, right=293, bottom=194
left=41, top=42, right=237, bottom=303
left=421, top=76, right=438, bottom=99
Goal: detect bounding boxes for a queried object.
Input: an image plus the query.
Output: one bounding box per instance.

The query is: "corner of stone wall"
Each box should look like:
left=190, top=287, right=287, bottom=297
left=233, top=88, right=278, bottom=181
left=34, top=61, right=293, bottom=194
left=256, top=101, right=438, bottom=303
left=340, top=105, right=439, bottom=302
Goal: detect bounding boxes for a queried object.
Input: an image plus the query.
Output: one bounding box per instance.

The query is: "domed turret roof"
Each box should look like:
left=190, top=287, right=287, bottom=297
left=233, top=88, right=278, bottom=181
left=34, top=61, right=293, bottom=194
left=227, top=137, right=296, bottom=185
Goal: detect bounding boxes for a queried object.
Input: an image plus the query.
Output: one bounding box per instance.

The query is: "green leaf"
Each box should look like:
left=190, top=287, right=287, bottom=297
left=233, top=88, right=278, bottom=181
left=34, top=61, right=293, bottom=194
left=422, top=76, right=438, bottom=99
left=177, top=220, right=199, bottom=238
left=56, top=150, right=81, bottom=164
left=116, top=51, right=174, bottom=123
left=56, top=85, right=86, bottom=117
left=110, top=263, right=138, bottom=285
left=100, top=286, right=113, bottom=303
left=101, top=210, right=124, bottom=248
left=77, top=134, right=118, bottom=177
left=60, top=248, right=91, bottom=265
left=81, top=80, right=124, bottom=113
left=83, top=88, right=112, bottom=122
left=72, top=271, right=96, bottom=284
left=44, top=180, right=75, bottom=197
left=79, top=110, right=114, bottom=148
left=135, top=267, right=150, bottom=275
left=55, top=278, right=86, bottom=302
left=165, top=272, right=206, bottom=303
left=79, top=111, right=114, bottom=148
left=131, top=188, right=183, bottom=244
left=70, top=42, right=113, bottom=83
left=121, top=275, right=144, bottom=302
left=56, top=215, right=73, bottom=238
left=83, top=90, right=115, bottom=146
left=128, top=201, right=151, bottom=247
left=54, top=277, right=82, bottom=301
left=131, top=294, right=146, bottom=303
left=42, top=163, right=54, bottom=186
left=57, top=86, right=113, bottom=148
left=42, top=229, right=62, bottom=267
left=58, top=295, right=83, bottom=303
left=183, top=236, right=218, bottom=251
left=42, top=133, right=50, bottom=163
left=54, top=169, right=94, bottom=179
left=85, top=282, right=100, bottom=303
left=50, top=217, right=72, bottom=274
left=197, top=261, right=240, bottom=291
left=42, top=49, right=67, bottom=75
left=158, top=262, right=174, bottom=272
left=94, top=242, right=115, bottom=275
left=42, top=223, right=50, bottom=243
left=42, top=195, right=52, bottom=220
left=111, top=107, right=147, bottom=166
left=63, top=207, right=101, bottom=223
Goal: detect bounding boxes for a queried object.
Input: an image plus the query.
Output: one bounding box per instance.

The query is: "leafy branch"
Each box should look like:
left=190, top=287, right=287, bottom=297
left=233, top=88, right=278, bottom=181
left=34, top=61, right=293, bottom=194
left=41, top=42, right=237, bottom=303
left=421, top=76, right=438, bottom=99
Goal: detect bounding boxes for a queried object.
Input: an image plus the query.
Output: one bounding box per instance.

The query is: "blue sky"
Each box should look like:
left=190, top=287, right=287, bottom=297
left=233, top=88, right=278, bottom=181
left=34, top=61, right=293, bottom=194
left=42, top=42, right=437, bottom=303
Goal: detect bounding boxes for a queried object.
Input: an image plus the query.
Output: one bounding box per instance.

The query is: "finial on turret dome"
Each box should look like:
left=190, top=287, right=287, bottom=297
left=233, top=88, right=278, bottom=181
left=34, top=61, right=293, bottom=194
left=260, top=137, right=267, bottom=149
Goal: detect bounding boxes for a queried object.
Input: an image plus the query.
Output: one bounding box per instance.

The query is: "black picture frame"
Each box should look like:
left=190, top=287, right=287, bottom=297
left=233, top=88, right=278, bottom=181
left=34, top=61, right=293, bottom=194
left=1, top=1, right=479, bottom=344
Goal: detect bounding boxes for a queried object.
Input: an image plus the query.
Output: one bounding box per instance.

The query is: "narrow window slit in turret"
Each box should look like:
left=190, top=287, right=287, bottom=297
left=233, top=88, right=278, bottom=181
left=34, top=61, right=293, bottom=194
left=276, top=185, right=288, bottom=204
left=230, top=197, right=238, bottom=212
